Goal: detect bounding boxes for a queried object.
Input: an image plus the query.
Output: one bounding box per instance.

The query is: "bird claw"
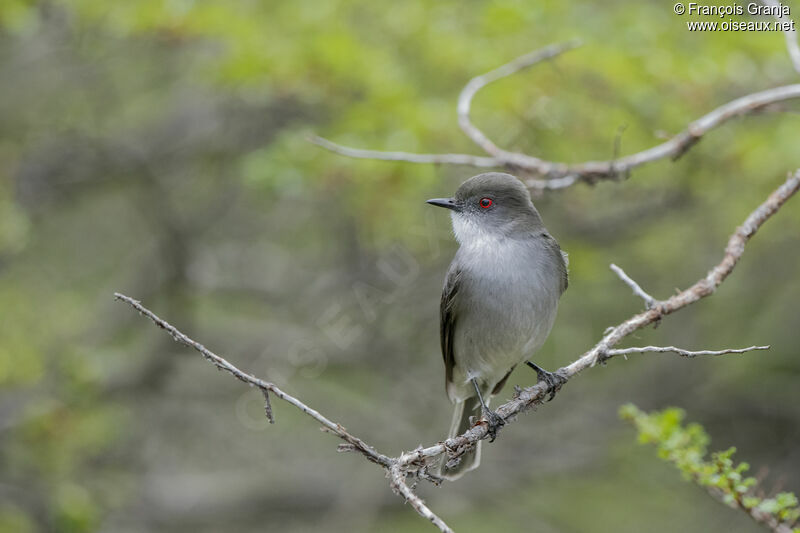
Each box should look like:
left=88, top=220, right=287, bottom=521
left=481, top=407, right=505, bottom=442
left=526, top=361, right=567, bottom=401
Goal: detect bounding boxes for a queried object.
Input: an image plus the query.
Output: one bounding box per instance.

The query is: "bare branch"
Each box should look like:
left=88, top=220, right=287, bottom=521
left=762, top=0, right=800, bottom=76
left=112, top=293, right=391, bottom=468
left=457, top=40, right=582, bottom=156
left=609, top=263, right=658, bottom=309
left=115, top=170, right=800, bottom=530
left=310, top=130, right=578, bottom=190
left=474, top=84, right=800, bottom=181
left=308, top=135, right=499, bottom=168
left=311, top=38, right=800, bottom=188
left=113, top=292, right=453, bottom=531
left=606, top=345, right=770, bottom=358
left=389, top=465, right=454, bottom=533
left=525, top=174, right=579, bottom=191
left=313, top=82, right=800, bottom=184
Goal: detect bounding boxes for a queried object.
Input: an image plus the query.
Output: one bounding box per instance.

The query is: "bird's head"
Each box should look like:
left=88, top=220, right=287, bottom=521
left=426, top=172, right=543, bottom=243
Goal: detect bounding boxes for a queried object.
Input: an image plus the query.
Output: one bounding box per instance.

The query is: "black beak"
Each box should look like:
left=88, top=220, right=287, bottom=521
left=426, top=197, right=460, bottom=211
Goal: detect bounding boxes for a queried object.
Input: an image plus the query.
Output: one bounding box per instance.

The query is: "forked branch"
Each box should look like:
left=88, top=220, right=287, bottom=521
left=312, top=29, right=800, bottom=189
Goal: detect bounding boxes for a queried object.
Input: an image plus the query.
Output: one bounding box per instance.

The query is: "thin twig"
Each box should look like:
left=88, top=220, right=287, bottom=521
left=525, top=174, right=578, bottom=191
left=457, top=40, right=582, bottom=156
left=308, top=135, right=499, bottom=168
left=609, top=263, right=658, bottom=309
left=606, top=345, right=770, bottom=358
left=112, top=293, right=391, bottom=468
left=389, top=465, right=454, bottom=533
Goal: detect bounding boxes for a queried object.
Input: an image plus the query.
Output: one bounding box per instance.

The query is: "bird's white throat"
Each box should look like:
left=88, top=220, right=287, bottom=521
left=451, top=212, right=494, bottom=246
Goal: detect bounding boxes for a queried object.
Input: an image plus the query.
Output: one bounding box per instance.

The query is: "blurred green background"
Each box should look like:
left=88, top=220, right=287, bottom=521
left=1, top=1, right=799, bottom=532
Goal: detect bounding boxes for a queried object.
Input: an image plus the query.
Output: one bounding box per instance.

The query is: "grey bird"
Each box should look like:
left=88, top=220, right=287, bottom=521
left=427, top=172, right=568, bottom=480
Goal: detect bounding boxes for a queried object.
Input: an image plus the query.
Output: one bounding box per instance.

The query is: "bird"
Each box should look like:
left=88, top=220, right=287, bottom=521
left=426, top=172, right=568, bottom=480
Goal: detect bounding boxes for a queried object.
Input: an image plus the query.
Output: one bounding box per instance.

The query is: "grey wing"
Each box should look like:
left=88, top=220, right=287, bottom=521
left=440, top=265, right=461, bottom=388
left=542, top=232, right=569, bottom=294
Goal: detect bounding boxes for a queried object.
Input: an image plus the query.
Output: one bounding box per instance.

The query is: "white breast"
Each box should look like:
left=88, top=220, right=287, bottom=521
left=446, top=215, right=561, bottom=401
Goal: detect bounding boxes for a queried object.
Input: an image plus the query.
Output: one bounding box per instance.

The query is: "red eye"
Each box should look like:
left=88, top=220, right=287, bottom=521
left=479, top=197, right=492, bottom=208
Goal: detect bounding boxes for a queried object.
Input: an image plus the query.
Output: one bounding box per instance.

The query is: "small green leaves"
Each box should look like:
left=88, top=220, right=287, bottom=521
left=757, top=493, right=800, bottom=524
left=620, top=404, right=800, bottom=531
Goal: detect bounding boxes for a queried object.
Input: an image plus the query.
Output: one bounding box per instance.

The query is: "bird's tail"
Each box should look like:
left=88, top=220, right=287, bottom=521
left=438, top=395, right=483, bottom=480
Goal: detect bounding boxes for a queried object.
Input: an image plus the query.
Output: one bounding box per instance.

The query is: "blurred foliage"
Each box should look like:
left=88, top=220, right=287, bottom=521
left=0, top=1, right=799, bottom=532
left=622, top=404, right=800, bottom=532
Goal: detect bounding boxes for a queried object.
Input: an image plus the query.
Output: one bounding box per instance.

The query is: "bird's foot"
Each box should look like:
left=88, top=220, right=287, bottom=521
left=480, top=407, right=505, bottom=442
left=526, top=361, right=567, bottom=401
